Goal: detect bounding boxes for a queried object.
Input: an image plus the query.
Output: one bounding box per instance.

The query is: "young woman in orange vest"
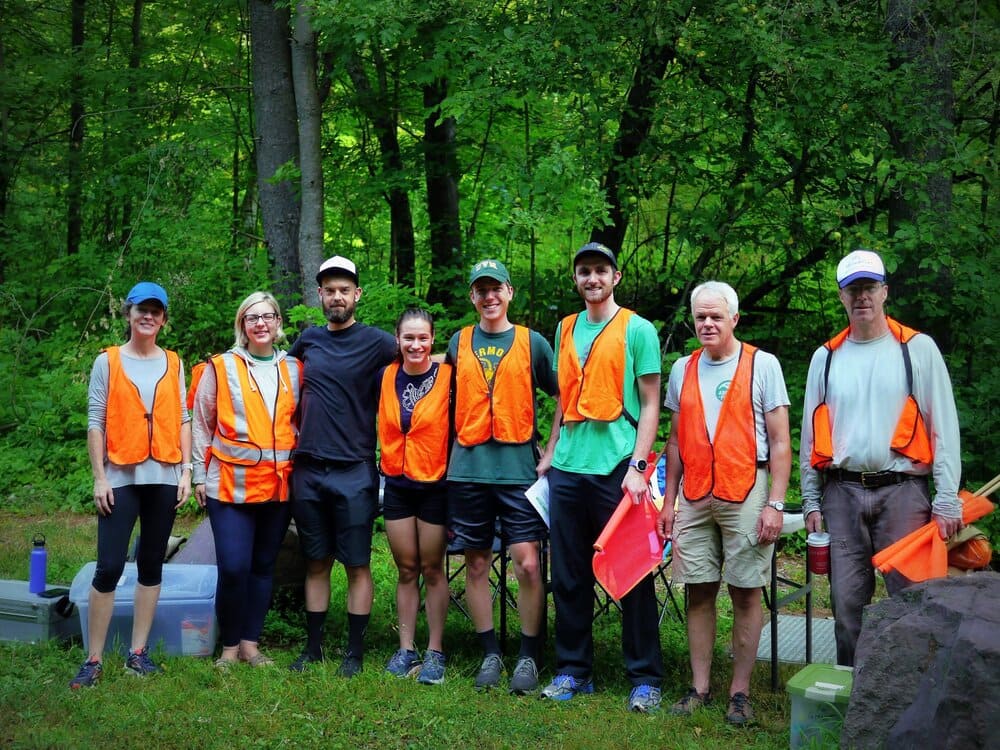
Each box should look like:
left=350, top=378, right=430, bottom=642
left=71, top=282, right=192, bottom=689
left=191, top=292, right=302, bottom=669
left=377, top=308, right=453, bottom=684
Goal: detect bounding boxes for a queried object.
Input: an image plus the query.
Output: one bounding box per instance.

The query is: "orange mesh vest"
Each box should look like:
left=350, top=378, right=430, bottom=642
left=186, top=361, right=208, bottom=411
left=209, top=352, right=301, bottom=503
left=454, top=325, right=534, bottom=447
left=378, top=362, right=452, bottom=482
left=557, top=309, right=636, bottom=425
left=677, top=342, right=760, bottom=503
left=810, top=317, right=932, bottom=470
left=104, top=346, right=182, bottom=465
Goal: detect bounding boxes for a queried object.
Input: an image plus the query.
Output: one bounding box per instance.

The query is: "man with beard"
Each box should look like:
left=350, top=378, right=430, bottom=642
left=540, top=243, right=665, bottom=712
left=287, top=255, right=398, bottom=675
left=800, top=249, right=961, bottom=667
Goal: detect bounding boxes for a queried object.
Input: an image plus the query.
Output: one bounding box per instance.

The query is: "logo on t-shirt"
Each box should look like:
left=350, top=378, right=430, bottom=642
left=715, top=379, right=730, bottom=403
left=401, top=370, right=437, bottom=412
left=475, top=345, right=507, bottom=386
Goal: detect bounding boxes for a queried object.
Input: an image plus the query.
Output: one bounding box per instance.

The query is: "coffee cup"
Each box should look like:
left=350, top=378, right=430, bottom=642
left=806, top=532, right=831, bottom=575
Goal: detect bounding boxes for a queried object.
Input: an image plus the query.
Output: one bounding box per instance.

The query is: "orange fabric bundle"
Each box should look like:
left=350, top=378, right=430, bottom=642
left=872, top=490, right=995, bottom=582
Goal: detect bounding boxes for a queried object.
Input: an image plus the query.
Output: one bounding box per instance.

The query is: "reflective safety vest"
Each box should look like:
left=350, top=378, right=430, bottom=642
left=454, top=325, right=534, bottom=447
left=104, top=346, right=182, bottom=466
left=378, top=362, right=452, bottom=482
left=186, top=360, right=208, bottom=411
left=208, top=352, right=301, bottom=503
left=810, top=317, right=932, bottom=470
left=677, top=342, right=760, bottom=503
left=557, top=308, right=636, bottom=426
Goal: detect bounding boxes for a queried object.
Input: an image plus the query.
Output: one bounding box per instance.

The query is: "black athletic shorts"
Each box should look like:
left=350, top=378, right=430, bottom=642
left=447, top=481, right=546, bottom=550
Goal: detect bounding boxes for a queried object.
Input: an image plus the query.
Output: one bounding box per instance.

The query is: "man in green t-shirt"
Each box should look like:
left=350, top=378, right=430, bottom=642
left=539, top=242, right=664, bottom=712
left=446, top=258, right=558, bottom=694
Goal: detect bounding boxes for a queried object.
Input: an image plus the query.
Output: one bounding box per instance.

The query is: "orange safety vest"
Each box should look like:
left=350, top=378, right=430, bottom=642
left=208, top=352, right=301, bottom=503
left=186, top=360, right=208, bottom=411
left=557, top=308, right=636, bottom=425
left=104, top=346, right=183, bottom=466
left=810, top=317, right=932, bottom=470
left=454, top=325, right=534, bottom=447
left=677, top=342, right=760, bottom=503
left=378, top=362, right=452, bottom=482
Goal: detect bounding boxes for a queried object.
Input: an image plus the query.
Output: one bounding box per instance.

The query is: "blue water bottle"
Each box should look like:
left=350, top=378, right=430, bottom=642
left=29, top=534, right=47, bottom=594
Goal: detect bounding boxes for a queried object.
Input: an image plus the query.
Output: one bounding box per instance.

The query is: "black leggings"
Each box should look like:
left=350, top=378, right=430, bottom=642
left=92, top=484, right=178, bottom=592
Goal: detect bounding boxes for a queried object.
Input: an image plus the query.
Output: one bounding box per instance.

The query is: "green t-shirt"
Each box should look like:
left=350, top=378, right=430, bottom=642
left=552, top=310, right=661, bottom=475
left=446, top=325, right=558, bottom=485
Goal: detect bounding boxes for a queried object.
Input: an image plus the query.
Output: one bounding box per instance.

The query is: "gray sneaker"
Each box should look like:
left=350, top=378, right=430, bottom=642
left=509, top=656, right=539, bottom=695
left=474, top=653, right=504, bottom=689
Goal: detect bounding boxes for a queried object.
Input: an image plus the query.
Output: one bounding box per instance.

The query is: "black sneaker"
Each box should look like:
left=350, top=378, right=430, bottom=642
left=509, top=656, right=539, bottom=695
left=69, top=659, right=103, bottom=689
left=338, top=652, right=363, bottom=678
left=124, top=647, right=162, bottom=677
left=289, top=649, right=323, bottom=673
left=474, top=653, right=504, bottom=690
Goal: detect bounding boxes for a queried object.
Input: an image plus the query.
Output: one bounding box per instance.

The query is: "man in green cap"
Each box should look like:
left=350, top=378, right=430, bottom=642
left=446, top=258, right=558, bottom=694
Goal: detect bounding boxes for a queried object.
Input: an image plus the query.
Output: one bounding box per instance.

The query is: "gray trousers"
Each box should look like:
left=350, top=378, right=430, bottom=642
left=822, top=475, right=931, bottom=666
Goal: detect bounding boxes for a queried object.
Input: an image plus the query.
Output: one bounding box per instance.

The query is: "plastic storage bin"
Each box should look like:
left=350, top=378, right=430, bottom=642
left=787, top=663, right=853, bottom=749
left=70, top=562, right=218, bottom=657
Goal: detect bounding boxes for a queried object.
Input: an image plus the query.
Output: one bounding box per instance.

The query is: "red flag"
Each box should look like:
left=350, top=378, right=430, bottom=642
left=872, top=491, right=995, bottom=582
left=592, top=453, right=663, bottom=601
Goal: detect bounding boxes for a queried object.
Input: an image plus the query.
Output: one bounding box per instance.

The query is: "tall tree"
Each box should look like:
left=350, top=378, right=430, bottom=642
left=67, top=0, right=86, bottom=255
left=249, top=0, right=300, bottom=302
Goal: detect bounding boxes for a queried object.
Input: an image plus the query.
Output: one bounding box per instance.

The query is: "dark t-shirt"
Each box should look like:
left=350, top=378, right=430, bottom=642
left=289, top=322, right=397, bottom=462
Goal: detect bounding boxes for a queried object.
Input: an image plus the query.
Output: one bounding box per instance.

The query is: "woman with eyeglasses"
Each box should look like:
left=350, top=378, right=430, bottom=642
left=191, top=291, right=303, bottom=668
left=71, top=282, right=192, bottom=689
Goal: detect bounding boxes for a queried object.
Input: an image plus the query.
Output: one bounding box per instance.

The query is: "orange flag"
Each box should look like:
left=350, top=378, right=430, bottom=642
left=592, top=453, right=663, bottom=602
left=872, top=491, right=996, bottom=582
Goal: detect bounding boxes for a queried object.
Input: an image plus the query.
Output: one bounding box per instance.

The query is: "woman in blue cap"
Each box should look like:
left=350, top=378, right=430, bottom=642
left=70, top=282, right=192, bottom=689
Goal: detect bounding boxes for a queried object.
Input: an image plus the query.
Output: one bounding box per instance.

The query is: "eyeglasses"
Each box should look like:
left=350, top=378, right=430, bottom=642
left=842, top=283, right=883, bottom=297
left=244, top=312, right=279, bottom=325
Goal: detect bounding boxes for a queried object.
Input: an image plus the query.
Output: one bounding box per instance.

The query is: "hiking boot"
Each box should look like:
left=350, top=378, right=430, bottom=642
left=288, top=649, right=323, bottom=673
left=338, top=652, right=363, bottom=678
left=628, top=684, right=662, bottom=713
left=509, top=656, right=539, bottom=695
left=539, top=674, right=594, bottom=701
left=417, top=650, right=446, bottom=685
left=124, top=647, right=162, bottom=677
left=726, top=692, right=754, bottom=726
left=670, top=687, right=713, bottom=715
left=385, top=648, right=421, bottom=678
left=474, top=653, right=504, bottom=689
left=69, top=659, right=102, bottom=689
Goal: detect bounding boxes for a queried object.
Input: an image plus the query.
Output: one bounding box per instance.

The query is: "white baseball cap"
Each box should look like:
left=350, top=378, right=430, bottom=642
left=836, top=250, right=885, bottom=288
left=316, top=255, right=359, bottom=285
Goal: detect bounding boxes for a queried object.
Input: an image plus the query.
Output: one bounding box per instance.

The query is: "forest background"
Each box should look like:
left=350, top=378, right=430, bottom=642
left=1, top=0, right=998, bottom=543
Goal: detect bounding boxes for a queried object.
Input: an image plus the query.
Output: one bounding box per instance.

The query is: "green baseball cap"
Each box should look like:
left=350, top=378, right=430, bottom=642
left=469, top=259, right=511, bottom=285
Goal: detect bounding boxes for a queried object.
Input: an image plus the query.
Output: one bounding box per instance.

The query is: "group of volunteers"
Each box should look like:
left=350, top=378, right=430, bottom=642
left=70, top=244, right=962, bottom=728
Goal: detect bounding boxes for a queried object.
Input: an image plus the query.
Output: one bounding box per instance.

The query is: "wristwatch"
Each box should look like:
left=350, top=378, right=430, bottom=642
left=766, top=500, right=785, bottom=512
left=628, top=458, right=648, bottom=473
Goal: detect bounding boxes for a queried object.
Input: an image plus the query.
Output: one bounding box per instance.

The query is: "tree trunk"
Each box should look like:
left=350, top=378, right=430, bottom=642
left=291, top=0, right=324, bottom=305
left=249, top=0, right=301, bottom=303
left=67, top=0, right=86, bottom=255
left=346, top=49, right=416, bottom=289
left=423, top=77, right=462, bottom=308
left=884, top=0, right=955, bottom=348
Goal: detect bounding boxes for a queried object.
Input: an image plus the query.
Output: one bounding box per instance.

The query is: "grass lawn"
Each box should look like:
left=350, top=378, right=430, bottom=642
left=0, top=502, right=829, bottom=749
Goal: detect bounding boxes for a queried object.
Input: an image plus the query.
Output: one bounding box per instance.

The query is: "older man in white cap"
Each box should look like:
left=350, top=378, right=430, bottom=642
left=800, top=249, right=962, bottom=666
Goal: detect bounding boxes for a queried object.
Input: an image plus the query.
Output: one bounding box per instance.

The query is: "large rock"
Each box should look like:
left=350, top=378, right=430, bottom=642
left=841, top=572, right=1000, bottom=750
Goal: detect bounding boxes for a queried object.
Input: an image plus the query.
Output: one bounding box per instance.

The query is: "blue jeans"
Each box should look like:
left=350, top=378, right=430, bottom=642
left=206, top=498, right=292, bottom=647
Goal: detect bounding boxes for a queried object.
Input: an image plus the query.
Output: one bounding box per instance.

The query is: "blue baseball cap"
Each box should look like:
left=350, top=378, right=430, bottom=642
left=126, top=282, right=168, bottom=308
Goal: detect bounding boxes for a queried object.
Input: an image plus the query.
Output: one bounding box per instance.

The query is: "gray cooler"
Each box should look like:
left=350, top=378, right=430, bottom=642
left=0, top=580, right=81, bottom=644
